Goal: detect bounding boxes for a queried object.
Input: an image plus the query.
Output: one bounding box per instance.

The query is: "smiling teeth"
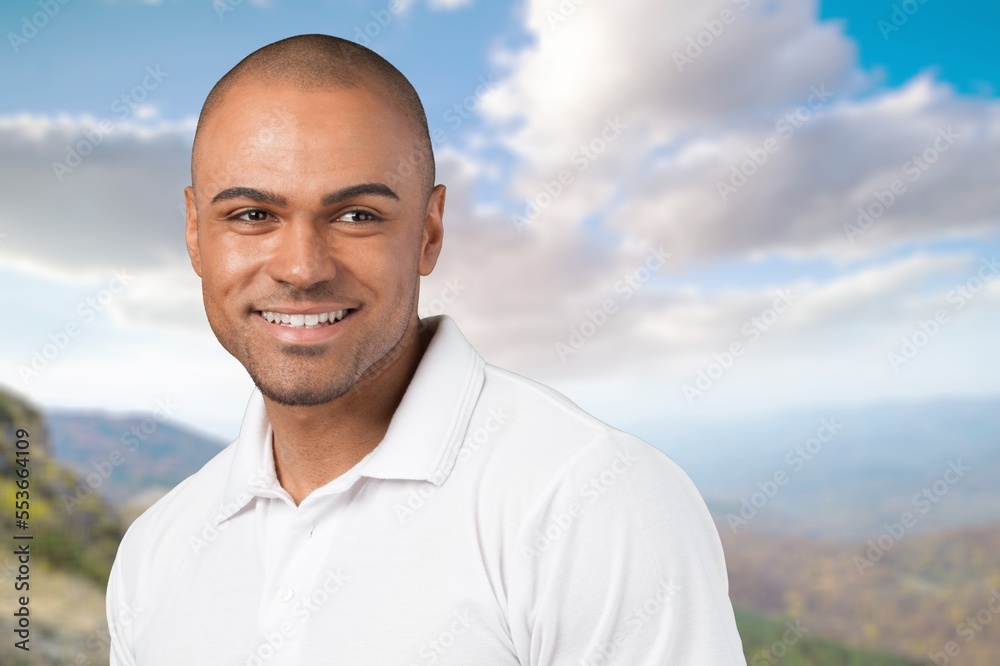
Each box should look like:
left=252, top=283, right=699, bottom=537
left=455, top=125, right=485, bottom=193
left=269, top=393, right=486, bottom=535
left=261, top=309, right=348, bottom=327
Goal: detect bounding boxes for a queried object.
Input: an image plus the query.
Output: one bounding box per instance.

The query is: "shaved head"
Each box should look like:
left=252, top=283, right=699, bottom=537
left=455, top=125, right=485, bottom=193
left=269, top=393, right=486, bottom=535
left=183, top=33, right=447, bottom=412
left=192, top=33, right=434, bottom=195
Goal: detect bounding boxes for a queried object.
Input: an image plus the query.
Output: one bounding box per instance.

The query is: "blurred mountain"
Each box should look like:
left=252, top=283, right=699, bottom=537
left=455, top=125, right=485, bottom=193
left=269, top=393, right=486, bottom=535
left=722, top=522, right=1000, bottom=664
left=45, top=408, right=226, bottom=510
left=645, top=397, right=1000, bottom=539
left=7, top=388, right=998, bottom=664
left=41, top=395, right=1000, bottom=538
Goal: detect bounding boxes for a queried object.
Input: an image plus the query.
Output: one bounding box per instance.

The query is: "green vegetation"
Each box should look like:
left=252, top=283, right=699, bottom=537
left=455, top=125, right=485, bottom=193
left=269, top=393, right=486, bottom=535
left=0, top=388, right=123, bottom=587
left=736, top=609, right=923, bottom=665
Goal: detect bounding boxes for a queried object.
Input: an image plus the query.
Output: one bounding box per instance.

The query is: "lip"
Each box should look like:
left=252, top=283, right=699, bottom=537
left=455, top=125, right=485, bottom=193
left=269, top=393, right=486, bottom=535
left=253, top=307, right=357, bottom=344
left=255, top=304, right=355, bottom=315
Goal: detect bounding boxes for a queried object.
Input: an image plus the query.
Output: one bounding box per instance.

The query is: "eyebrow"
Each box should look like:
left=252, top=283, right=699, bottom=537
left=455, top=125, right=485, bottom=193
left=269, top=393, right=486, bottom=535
left=211, top=187, right=287, bottom=207
left=210, top=182, right=400, bottom=207
left=322, top=182, right=399, bottom=206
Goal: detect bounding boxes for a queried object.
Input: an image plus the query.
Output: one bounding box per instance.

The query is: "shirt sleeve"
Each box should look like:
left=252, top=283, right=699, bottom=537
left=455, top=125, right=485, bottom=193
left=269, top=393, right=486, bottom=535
left=507, top=434, right=747, bottom=665
left=106, top=548, right=139, bottom=666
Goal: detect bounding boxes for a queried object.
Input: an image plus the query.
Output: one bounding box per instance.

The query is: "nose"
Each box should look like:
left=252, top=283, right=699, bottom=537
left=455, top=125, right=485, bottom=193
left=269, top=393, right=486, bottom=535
left=266, top=218, right=338, bottom=289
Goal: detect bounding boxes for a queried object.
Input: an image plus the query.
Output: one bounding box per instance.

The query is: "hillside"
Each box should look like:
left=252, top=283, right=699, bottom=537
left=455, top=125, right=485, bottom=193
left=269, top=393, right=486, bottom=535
left=0, top=389, right=123, bottom=584
left=0, top=387, right=122, bottom=665
left=722, top=523, right=1000, bottom=665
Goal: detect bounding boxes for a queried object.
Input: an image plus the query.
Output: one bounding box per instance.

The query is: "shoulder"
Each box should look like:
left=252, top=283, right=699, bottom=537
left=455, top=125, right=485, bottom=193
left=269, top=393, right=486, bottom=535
left=112, top=442, right=236, bottom=573
left=475, top=368, right=743, bottom=662
left=469, top=363, right=709, bottom=533
left=475, top=362, right=685, bottom=480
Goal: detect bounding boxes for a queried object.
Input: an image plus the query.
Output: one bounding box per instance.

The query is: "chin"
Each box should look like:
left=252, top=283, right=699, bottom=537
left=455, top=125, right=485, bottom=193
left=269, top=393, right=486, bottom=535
left=250, top=357, right=357, bottom=405
left=255, top=380, right=352, bottom=407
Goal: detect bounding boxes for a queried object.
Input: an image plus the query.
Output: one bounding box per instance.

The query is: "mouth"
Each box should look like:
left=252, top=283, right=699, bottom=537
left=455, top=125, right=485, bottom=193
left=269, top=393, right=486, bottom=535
left=254, top=307, right=358, bottom=344
left=258, top=308, right=352, bottom=328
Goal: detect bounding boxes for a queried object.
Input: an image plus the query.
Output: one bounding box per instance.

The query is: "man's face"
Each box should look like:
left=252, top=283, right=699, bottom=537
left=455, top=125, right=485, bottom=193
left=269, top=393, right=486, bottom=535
left=185, top=82, right=443, bottom=406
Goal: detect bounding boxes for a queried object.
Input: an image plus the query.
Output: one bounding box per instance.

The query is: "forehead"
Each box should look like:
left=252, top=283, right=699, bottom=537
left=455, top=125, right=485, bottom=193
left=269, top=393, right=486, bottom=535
left=194, top=82, right=412, bottom=198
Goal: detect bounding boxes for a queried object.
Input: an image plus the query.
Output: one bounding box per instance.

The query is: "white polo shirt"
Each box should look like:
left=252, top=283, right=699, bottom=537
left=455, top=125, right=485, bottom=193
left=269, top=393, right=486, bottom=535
left=107, top=315, right=746, bottom=665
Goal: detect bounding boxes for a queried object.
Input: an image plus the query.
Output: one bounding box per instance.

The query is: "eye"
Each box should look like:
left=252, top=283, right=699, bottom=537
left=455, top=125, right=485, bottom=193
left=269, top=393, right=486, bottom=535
left=228, top=209, right=273, bottom=224
left=337, top=209, right=381, bottom=224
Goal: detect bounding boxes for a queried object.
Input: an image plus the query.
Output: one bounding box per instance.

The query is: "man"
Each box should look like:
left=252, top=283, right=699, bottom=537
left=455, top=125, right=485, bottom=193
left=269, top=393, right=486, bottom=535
left=107, top=34, right=746, bottom=665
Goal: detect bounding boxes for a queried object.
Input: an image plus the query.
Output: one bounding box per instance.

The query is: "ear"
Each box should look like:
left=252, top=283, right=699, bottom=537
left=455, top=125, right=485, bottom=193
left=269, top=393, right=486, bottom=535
left=184, top=186, right=203, bottom=277
left=417, top=184, right=446, bottom=277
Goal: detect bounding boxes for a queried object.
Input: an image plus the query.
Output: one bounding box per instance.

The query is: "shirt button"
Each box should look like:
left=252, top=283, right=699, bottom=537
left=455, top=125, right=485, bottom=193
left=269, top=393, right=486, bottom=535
left=278, top=586, right=294, bottom=602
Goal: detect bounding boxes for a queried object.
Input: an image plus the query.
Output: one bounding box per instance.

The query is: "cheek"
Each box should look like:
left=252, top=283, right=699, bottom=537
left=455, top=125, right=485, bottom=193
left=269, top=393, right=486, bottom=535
left=200, top=273, right=233, bottom=329
left=377, top=244, right=421, bottom=296
left=200, top=236, right=261, bottom=298
left=348, top=233, right=419, bottom=286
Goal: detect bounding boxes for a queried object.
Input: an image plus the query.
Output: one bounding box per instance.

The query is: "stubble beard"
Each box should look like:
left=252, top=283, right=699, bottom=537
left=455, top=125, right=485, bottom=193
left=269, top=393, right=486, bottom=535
left=242, top=291, right=416, bottom=408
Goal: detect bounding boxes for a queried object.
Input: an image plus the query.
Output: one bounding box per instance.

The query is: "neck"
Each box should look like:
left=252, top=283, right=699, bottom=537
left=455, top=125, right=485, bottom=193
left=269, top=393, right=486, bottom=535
left=263, top=316, right=431, bottom=505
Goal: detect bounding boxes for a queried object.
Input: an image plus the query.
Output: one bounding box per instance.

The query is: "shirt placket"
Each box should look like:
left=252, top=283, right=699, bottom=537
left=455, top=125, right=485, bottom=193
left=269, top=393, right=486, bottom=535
left=254, top=487, right=354, bottom=663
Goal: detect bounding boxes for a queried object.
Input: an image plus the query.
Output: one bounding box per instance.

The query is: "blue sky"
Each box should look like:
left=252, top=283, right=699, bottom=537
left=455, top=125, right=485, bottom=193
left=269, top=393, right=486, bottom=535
left=820, top=0, right=999, bottom=96
left=1, top=1, right=511, bottom=134
left=1, top=0, right=998, bottom=441
left=4, top=0, right=993, bottom=115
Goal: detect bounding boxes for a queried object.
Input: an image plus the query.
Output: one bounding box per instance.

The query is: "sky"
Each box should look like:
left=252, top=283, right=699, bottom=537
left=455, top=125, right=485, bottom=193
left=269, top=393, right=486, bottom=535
left=1, top=0, right=998, bottom=444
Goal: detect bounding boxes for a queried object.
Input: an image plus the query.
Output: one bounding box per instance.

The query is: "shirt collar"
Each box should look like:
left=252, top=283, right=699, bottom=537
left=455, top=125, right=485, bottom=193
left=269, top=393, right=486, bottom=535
left=214, top=315, right=485, bottom=525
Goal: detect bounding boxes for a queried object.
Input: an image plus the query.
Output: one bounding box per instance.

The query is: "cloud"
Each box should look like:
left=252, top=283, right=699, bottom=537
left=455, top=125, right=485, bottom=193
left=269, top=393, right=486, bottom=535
left=427, top=0, right=473, bottom=9
left=0, top=115, right=193, bottom=274
left=4, top=0, right=996, bottom=299
left=609, top=76, right=1000, bottom=263
left=419, top=147, right=1000, bottom=401
left=482, top=0, right=860, bottom=185
left=477, top=0, right=1000, bottom=262
left=392, top=0, right=473, bottom=14
left=3, top=0, right=999, bottom=434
